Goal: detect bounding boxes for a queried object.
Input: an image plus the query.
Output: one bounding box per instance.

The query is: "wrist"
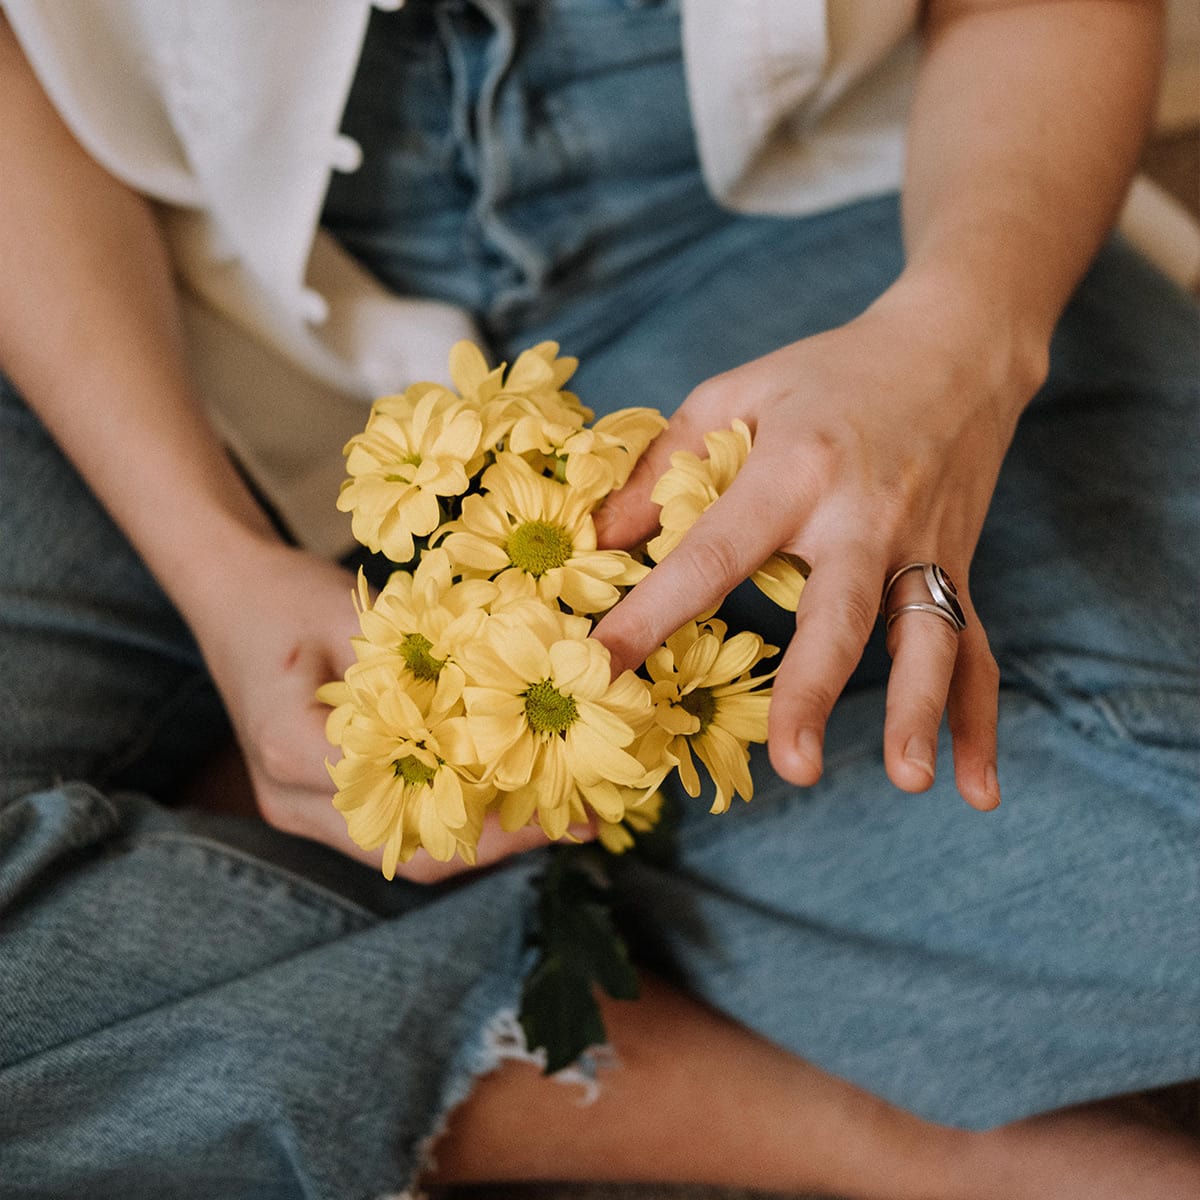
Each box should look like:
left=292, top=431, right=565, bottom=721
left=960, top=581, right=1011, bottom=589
left=140, top=474, right=291, bottom=635
left=170, top=521, right=294, bottom=634
left=876, top=261, right=1052, bottom=420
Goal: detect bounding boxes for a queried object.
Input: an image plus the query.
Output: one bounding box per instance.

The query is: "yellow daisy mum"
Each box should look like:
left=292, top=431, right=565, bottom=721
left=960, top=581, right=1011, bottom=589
left=450, top=339, right=588, bottom=422
left=350, top=550, right=496, bottom=708
left=507, top=406, right=667, bottom=505
left=639, top=617, right=777, bottom=814
left=458, top=602, right=656, bottom=839
left=439, top=452, right=648, bottom=615
left=337, top=385, right=485, bottom=564
left=319, top=659, right=491, bottom=877
left=596, top=788, right=665, bottom=854
left=646, top=419, right=808, bottom=610
left=451, top=340, right=603, bottom=460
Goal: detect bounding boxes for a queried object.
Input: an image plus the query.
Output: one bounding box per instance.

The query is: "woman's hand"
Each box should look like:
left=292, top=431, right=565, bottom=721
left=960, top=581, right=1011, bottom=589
left=592, top=0, right=1162, bottom=812
left=185, top=538, right=562, bottom=883
left=593, top=277, right=1046, bottom=810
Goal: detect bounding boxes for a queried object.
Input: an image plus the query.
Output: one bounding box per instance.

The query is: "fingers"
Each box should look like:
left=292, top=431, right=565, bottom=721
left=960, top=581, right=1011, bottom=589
left=883, top=600, right=960, bottom=794
left=947, top=618, right=1001, bottom=810
left=395, top=817, right=595, bottom=885
left=882, top=578, right=1000, bottom=808
left=252, top=640, right=343, bottom=793
left=593, top=405, right=709, bottom=550
left=246, top=637, right=356, bottom=839
left=767, top=551, right=1000, bottom=813
left=593, top=455, right=796, bottom=675
left=767, top=544, right=881, bottom=786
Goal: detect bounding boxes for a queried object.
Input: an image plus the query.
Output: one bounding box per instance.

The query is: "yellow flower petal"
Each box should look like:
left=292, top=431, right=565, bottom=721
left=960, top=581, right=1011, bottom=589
left=461, top=700, right=525, bottom=762
left=449, top=340, right=492, bottom=396
left=707, top=630, right=773, bottom=684
left=547, top=638, right=607, bottom=698
left=499, top=786, right=538, bottom=833
left=708, top=692, right=772, bottom=742
left=555, top=566, right=622, bottom=615
left=566, top=721, right=647, bottom=787
left=418, top=796, right=459, bottom=862
left=433, top=767, right=468, bottom=828
left=494, top=725, right=540, bottom=790
left=580, top=779, right=630, bottom=823
left=678, top=631, right=721, bottom=685
left=696, top=724, right=754, bottom=813
left=440, top=531, right=511, bottom=573
left=751, top=555, right=807, bottom=611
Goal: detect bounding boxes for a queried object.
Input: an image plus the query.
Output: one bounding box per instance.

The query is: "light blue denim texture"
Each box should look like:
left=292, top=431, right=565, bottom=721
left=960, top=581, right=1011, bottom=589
left=2, top=0, right=1198, bottom=1195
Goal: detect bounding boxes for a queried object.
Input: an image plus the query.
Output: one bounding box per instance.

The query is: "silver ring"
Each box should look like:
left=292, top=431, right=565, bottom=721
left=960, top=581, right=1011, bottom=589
left=881, top=562, right=967, bottom=633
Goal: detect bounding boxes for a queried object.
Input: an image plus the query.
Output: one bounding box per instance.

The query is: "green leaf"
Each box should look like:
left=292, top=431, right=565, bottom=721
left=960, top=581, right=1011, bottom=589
left=517, top=792, right=682, bottom=1074
left=518, top=845, right=640, bottom=1074
left=552, top=898, right=640, bottom=1000
left=624, top=788, right=680, bottom=868
left=518, top=956, right=607, bottom=1076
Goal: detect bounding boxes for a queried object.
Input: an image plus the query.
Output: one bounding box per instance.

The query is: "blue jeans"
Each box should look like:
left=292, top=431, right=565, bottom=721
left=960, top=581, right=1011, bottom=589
left=2, top=1, right=1198, bottom=1196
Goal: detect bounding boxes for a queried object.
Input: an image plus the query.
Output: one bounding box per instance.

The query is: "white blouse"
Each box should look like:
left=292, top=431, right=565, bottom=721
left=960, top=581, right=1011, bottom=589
left=3, top=0, right=919, bottom=556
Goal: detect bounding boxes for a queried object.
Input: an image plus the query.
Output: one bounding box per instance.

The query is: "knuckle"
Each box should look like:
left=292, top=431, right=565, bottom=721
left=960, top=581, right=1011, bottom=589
left=784, top=430, right=854, bottom=503
left=842, top=576, right=884, bottom=635
left=679, top=530, right=746, bottom=593
left=684, top=375, right=736, bottom=416
left=799, top=677, right=843, bottom=721
left=594, top=603, right=659, bottom=667
left=799, top=572, right=879, bottom=644
left=255, top=785, right=297, bottom=834
left=803, top=429, right=847, bottom=483
left=829, top=622, right=868, bottom=667
left=249, top=720, right=305, bottom=789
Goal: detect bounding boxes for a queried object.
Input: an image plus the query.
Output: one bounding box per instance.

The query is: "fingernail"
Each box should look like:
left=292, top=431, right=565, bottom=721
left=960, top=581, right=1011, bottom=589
left=984, top=762, right=1001, bottom=808
left=796, top=727, right=823, bottom=774
left=903, top=735, right=936, bottom=781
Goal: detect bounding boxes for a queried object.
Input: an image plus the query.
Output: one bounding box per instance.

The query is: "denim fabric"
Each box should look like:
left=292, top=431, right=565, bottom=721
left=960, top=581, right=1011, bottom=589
left=572, top=228, right=1200, bottom=1127
left=2, top=0, right=1199, bottom=1196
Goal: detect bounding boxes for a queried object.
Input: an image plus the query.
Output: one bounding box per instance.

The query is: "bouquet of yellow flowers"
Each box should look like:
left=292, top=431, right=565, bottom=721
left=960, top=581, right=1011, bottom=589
left=319, top=341, right=804, bottom=1068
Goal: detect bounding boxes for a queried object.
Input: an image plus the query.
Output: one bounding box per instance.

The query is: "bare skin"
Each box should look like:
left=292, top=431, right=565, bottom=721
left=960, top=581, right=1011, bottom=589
left=188, top=754, right=1200, bottom=1198
left=429, top=976, right=1200, bottom=1200
left=0, top=1, right=1194, bottom=1194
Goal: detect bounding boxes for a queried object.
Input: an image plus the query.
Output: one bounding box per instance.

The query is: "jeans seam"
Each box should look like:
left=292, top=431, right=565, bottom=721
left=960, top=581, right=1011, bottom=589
left=122, top=830, right=380, bottom=923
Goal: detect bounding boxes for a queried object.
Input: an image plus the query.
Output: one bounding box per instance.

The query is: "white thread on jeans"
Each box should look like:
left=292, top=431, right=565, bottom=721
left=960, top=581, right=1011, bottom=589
left=381, top=1007, right=616, bottom=1200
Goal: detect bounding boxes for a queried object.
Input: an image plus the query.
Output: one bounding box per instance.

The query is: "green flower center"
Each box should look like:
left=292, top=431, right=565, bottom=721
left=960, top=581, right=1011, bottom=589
left=393, top=754, right=436, bottom=788
left=679, top=686, right=717, bottom=734
left=506, top=520, right=573, bottom=577
left=383, top=453, right=423, bottom=482
left=400, top=632, right=445, bottom=681
left=523, top=678, right=579, bottom=735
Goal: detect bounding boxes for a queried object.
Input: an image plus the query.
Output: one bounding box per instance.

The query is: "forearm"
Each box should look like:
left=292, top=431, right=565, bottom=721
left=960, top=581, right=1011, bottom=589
left=0, top=18, right=281, bottom=621
left=895, top=0, right=1162, bottom=395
